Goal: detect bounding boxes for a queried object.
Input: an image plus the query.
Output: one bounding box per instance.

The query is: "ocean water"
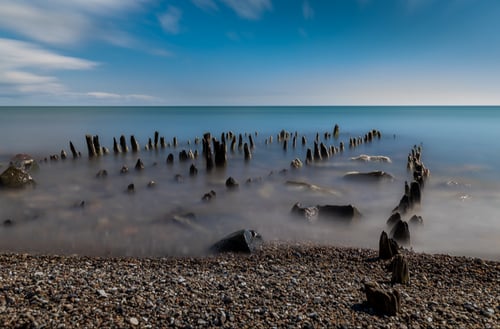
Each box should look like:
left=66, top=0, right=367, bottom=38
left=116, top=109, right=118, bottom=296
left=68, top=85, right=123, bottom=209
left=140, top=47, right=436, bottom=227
left=0, top=106, right=499, bottom=259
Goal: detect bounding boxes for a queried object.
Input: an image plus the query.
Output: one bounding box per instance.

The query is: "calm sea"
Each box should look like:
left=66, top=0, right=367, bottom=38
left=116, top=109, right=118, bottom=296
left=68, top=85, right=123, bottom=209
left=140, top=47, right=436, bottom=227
left=0, top=106, right=499, bottom=259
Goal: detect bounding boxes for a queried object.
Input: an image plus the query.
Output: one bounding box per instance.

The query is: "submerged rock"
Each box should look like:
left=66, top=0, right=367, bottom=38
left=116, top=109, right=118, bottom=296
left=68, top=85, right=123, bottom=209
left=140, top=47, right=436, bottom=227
left=343, top=171, right=394, bottom=181
left=211, top=229, right=263, bottom=254
left=0, top=166, right=35, bottom=188
left=291, top=202, right=319, bottom=222
left=317, top=204, right=362, bottom=223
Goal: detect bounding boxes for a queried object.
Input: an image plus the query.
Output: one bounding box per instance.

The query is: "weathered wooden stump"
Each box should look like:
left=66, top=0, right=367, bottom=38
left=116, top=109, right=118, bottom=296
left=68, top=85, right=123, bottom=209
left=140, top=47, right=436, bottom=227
left=130, top=135, right=140, bottom=152
left=69, top=141, right=79, bottom=158
left=379, top=231, right=399, bottom=260
left=85, top=135, right=97, bottom=157
left=391, top=254, right=410, bottom=285
left=363, top=282, right=400, bottom=316
left=120, top=135, right=128, bottom=152
left=244, top=143, right=251, bottom=160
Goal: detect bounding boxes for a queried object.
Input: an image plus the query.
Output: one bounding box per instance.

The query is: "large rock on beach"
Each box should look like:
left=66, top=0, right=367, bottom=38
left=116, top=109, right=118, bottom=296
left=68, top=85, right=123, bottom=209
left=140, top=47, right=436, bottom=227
left=0, top=166, right=35, bottom=188
left=343, top=171, right=394, bottom=181
left=9, top=154, right=38, bottom=171
left=317, top=204, right=362, bottom=223
left=363, top=282, right=401, bottom=316
left=211, top=229, right=263, bottom=254
left=291, top=202, right=319, bottom=222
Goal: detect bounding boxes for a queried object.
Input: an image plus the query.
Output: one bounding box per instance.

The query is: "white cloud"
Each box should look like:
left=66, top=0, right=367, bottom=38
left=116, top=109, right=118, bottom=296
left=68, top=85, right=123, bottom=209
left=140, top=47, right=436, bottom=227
left=220, top=0, right=272, bottom=20
left=192, top=0, right=219, bottom=11
left=302, top=1, right=314, bottom=20
left=86, top=92, right=158, bottom=102
left=159, top=6, right=183, bottom=34
left=0, top=38, right=97, bottom=96
left=0, top=0, right=148, bottom=46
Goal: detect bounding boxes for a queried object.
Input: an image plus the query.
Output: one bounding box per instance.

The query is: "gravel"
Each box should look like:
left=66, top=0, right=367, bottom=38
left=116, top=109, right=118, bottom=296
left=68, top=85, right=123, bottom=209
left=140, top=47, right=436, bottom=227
left=0, top=242, right=498, bottom=328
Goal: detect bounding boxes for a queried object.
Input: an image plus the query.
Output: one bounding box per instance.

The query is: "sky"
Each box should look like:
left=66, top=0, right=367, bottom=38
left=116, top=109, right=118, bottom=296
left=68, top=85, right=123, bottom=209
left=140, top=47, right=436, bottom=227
left=0, top=0, right=499, bottom=106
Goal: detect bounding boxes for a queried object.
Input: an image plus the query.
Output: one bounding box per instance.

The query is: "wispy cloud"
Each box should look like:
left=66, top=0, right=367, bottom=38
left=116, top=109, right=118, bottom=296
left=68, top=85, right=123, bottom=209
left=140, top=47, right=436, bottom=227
left=192, top=0, right=219, bottom=12
left=302, top=1, right=314, bottom=20
left=86, top=92, right=159, bottom=102
left=0, top=38, right=97, bottom=96
left=0, top=0, right=147, bottom=46
left=159, top=6, right=183, bottom=34
left=220, top=0, right=272, bottom=20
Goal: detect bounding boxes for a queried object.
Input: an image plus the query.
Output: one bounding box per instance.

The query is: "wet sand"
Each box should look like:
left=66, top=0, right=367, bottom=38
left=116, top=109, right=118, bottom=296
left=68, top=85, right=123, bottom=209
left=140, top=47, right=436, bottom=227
left=0, top=242, right=498, bottom=328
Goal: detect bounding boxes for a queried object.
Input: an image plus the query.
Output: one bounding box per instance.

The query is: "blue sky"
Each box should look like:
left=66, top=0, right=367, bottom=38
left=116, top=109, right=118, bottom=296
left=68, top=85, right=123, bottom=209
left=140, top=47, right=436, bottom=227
left=0, top=0, right=499, bottom=105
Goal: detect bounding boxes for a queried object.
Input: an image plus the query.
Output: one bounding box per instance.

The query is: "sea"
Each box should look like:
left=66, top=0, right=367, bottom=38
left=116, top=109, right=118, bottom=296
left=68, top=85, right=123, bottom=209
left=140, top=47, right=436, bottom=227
left=0, top=106, right=498, bottom=260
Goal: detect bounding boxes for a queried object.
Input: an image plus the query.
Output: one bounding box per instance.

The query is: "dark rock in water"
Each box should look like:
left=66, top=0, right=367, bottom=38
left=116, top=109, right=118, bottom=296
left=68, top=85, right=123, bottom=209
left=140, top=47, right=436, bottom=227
left=333, top=124, right=340, bottom=139
left=343, top=171, right=394, bottom=181
left=189, top=164, right=198, bottom=176
left=135, top=158, right=144, bottom=170
left=10, top=154, right=38, bottom=171
left=147, top=180, right=156, bottom=188
left=313, top=142, right=322, bottom=161
left=305, top=148, right=313, bottom=164
left=3, top=219, right=13, bottom=227
left=166, top=153, right=174, bottom=164
left=409, top=215, right=423, bottom=227
left=320, top=143, right=329, bottom=158
left=290, top=158, right=303, bottom=169
left=390, top=219, right=410, bottom=245
left=0, top=166, right=35, bottom=188
left=60, top=150, right=67, bottom=160
left=96, top=169, right=108, bottom=178
left=379, top=231, right=399, bottom=260
left=120, top=135, right=128, bottom=152
left=127, top=183, right=135, bottom=192
left=386, top=212, right=401, bottom=227
left=202, top=190, right=216, bottom=202
left=225, top=177, right=239, bottom=189
left=291, top=202, right=319, bottom=222
left=211, top=229, right=263, bottom=254
left=391, top=254, right=410, bottom=285
left=69, top=141, right=79, bottom=158
left=120, top=165, right=129, bottom=174
left=130, top=135, right=140, bottom=152
left=316, top=204, right=362, bottom=223
left=363, top=282, right=400, bottom=316
left=174, top=174, right=184, bottom=183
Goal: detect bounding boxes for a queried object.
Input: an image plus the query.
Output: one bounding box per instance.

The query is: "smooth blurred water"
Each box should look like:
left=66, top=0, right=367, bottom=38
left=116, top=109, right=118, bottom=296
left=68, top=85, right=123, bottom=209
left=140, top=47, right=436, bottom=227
left=0, top=106, right=499, bottom=259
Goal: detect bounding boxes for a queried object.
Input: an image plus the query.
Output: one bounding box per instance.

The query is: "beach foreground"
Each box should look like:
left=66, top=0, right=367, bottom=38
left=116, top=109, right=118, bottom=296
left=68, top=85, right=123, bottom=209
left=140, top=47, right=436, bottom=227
left=0, top=242, right=498, bottom=328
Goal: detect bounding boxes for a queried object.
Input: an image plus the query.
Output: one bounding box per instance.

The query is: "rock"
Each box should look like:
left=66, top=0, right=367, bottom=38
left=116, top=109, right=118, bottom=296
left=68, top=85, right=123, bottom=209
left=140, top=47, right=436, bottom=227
left=225, top=177, right=239, bottom=189
left=202, top=190, right=216, bottom=202
left=350, top=154, right=392, bottom=163
left=391, top=254, right=410, bottom=285
left=316, top=204, right=362, bottom=223
left=96, top=169, right=108, bottom=178
left=244, top=143, right=251, bottom=160
left=9, top=154, right=38, bottom=171
left=363, top=282, right=400, bottom=316
left=189, top=164, right=198, bottom=176
left=129, top=317, right=139, bottom=326
left=120, top=165, right=129, bottom=174
left=290, top=158, right=303, bottom=168
left=379, top=231, right=399, bottom=260
left=394, top=194, right=410, bottom=215
left=166, top=153, right=174, bottom=164
left=343, top=171, right=394, bottom=181
left=135, top=158, right=144, bottom=170
left=211, top=229, right=263, bottom=254
left=127, top=183, right=135, bottom=192
left=390, top=219, right=411, bottom=245
left=386, top=212, right=401, bottom=227
left=0, top=166, right=35, bottom=188
left=409, top=215, right=423, bottom=227
left=291, top=202, right=318, bottom=222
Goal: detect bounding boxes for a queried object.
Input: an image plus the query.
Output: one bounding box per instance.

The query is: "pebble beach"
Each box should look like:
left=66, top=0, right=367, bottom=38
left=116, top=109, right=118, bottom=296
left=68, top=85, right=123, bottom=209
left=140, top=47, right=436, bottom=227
left=1, top=242, right=498, bottom=328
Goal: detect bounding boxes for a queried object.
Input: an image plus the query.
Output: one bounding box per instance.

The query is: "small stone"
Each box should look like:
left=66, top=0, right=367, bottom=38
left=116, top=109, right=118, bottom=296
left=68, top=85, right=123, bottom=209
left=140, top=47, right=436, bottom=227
left=129, top=317, right=139, bottom=325
left=97, top=289, right=108, bottom=298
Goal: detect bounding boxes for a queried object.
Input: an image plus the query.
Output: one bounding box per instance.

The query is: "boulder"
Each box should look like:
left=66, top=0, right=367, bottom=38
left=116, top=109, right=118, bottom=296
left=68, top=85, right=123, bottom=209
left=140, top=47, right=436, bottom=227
left=390, top=254, right=410, bottom=285
left=290, top=158, right=303, bottom=169
left=0, top=166, right=35, bottom=188
left=379, top=231, right=399, bottom=260
left=225, top=177, right=239, bottom=189
left=363, top=282, right=400, bottom=316
left=211, top=229, right=263, bottom=254
left=390, top=219, right=411, bottom=245
left=9, top=154, right=38, bottom=171
left=343, top=171, right=394, bottom=181
left=291, top=202, right=318, bottom=222
left=202, top=190, right=216, bottom=202
left=317, top=204, right=362, bottom=223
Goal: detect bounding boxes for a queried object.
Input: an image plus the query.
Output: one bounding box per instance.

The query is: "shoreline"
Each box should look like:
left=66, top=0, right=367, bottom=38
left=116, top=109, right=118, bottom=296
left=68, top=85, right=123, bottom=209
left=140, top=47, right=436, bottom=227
left=1, top=242, right=498, bottom=328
